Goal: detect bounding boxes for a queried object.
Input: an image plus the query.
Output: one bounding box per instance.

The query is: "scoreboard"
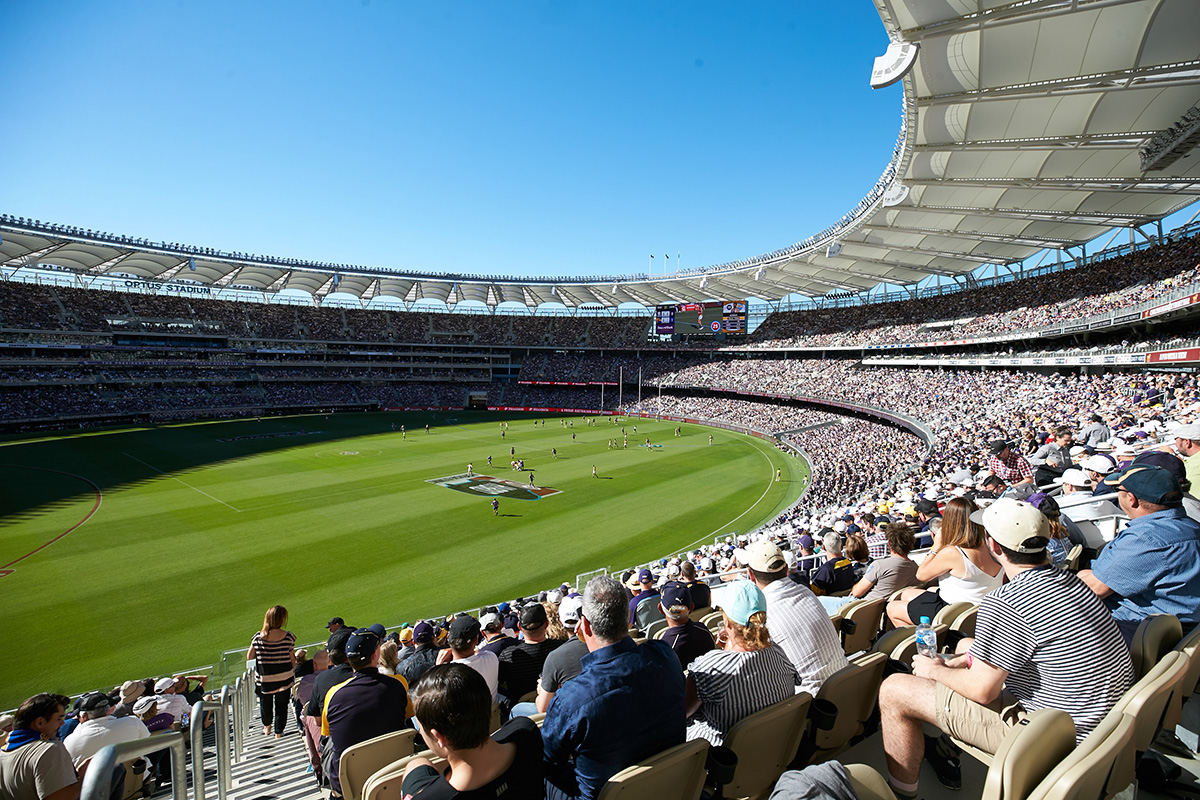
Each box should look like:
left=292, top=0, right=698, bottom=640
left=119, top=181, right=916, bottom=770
left=655, top=300, right=746, bottom=336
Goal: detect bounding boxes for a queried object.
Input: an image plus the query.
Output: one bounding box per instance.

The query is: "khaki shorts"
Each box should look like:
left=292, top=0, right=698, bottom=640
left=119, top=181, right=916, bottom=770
left=934, top=683, right=1027, bottom=754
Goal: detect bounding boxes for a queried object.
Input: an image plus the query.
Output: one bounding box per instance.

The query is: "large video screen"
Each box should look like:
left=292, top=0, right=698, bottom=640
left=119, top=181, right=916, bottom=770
left=655, top=301, right=746, bottom=336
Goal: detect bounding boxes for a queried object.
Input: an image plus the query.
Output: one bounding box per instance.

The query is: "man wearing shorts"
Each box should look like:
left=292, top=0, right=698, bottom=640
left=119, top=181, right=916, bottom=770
left=878, top=499, right=1133, bottom=798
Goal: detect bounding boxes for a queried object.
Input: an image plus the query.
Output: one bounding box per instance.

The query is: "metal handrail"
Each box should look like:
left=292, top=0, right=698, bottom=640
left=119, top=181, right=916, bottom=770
left=81, top=732, right=188, bottom=800
left=190, top=690, right=233, bottom=800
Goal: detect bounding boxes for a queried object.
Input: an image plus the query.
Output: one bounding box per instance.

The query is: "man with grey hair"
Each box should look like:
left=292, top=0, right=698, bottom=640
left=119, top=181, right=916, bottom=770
left=810, top=531, right=856, bottom=595
left=543, top=576, right=686, bottom=800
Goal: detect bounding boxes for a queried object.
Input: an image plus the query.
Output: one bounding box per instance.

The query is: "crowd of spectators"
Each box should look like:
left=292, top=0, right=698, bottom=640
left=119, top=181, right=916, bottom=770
left=744, top=233, right=1200, bottom=348
left=3, top=228, right=1196, bottom=352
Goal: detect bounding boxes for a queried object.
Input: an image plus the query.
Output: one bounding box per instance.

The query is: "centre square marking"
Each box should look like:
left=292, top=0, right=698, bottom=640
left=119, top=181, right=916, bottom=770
left=426, top=473, right=562, bottom=501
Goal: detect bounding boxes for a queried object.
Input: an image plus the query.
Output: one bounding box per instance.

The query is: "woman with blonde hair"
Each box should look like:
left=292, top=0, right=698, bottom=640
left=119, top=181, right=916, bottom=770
left=543, top=601, right=570, bottom=642
left=887, top=497, right=1005, bottom=627
left=684, top=580, right=799, bottom=745
left=247, top=604, right=296, bottom=738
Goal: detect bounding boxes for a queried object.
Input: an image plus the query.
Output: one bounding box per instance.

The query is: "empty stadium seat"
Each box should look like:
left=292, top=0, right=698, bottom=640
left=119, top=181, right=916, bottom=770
left=700, top=611, right=724, bottom=633
left=720, top=691, right=812, bottom=800
left=1131, top=614, right=1183, bottom=680
left=948, top=606, right=977, bottom=639
left=802, top=651, right=888, bottom=764
left=594, top=738, right=709, bottom=800
left=1026, top=712, right=1137, bottom=800
left=1119, top=650, right=1189, bottom=753
left=932, top=601, right=975, bottom=628
left=339, top=729, right=419, bottom=800
left=845, top=708, right=1077, bottom=800
left=834, top=597, right=887, bottom=656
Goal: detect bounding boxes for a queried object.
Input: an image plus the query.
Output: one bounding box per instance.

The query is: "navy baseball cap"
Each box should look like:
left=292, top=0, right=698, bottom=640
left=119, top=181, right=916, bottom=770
left=345, top=625, right=384, bottom=658
left=1103, top=464, right=1182, bottom=505
left=637, top=568, right=653, bottom=584
left=660, top=581, right=691, bottom=609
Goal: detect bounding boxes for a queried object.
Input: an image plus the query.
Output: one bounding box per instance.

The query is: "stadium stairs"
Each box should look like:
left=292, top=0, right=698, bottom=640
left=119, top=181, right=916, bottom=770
left=149, top=710, right=317, bottom=800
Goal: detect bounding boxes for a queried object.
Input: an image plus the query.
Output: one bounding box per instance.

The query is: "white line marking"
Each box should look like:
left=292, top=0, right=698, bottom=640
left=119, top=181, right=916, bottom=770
left=123, top=453, right=242, bottom=512
left=678, top=437, right=791, bottom=552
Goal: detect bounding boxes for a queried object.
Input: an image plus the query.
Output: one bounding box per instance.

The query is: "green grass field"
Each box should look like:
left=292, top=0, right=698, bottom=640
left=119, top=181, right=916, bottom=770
left=0, top=411, right=808, bottom=708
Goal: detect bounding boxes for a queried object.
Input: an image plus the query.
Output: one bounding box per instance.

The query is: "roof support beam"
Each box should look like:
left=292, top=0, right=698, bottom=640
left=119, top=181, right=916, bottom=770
left=899, top=0, right=1145, bottom=41
left=918, top=61, right=1200, bottom=106
left=861, top=223, right=1077, bottom=249
left=913, top=132, right=1152, bottom=151
left=905, top=204, right=1147, bottom=227
left=905, top=177, right=1200, bottom=193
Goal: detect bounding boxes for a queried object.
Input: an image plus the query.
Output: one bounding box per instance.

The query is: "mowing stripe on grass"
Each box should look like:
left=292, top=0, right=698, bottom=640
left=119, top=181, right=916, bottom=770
left=123, top=452, right=243, bottom=512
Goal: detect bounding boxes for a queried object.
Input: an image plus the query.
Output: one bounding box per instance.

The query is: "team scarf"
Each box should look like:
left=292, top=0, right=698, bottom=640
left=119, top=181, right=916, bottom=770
left=2, top=728, right=45, bottom=752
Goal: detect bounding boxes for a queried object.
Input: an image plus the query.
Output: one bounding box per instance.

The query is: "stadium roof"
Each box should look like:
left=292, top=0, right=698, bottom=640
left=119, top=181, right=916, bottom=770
left=3, top=0, right=1199, bottom=309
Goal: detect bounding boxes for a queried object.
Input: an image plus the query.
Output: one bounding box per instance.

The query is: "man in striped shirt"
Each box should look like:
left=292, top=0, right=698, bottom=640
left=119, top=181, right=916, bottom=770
left=879, top=499, right=1134, bottom=798
left=743, top=540, right=847, bottom=697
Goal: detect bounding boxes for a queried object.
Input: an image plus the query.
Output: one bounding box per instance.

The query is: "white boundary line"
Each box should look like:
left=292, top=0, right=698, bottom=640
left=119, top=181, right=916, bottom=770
left=123, top=452, right=242, bottom=512
left=676, top=435, right=794, bottom=553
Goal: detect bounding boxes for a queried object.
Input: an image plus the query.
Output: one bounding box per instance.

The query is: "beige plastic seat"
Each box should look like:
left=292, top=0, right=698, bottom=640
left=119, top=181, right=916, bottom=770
left=932, top=601, right=975, bottom=628
left=489, top=702, right=502, bottom=733
left=845, top=708, right=1077, bottom=800
left=835, top=597, right=887, bottom=656
left=361, top=751, right=444, bottom=800
left=701, top=611, right=724, bottom=633
left=1171, top=626, right=1200, bottom=746
left=949, top=606, right=977, bottom=639
left=340, top=728, right=419, bottom=800
left=1064, top=543, right=1084, bottom=571
left=720, top=691, right=812, bottom=800
left=594, top=738, right=709, bottom=800
left=957, top=649, right=1189, bottom=770
left=804, top=651, right=888, bottom=764
left=643, top=618, right=669, bottom=640
left=872, top=625, right=915, bottom=658
left=1173, top=624, right=1200, bottom=700
left=1026, top=712, right=1137, bottom=800
left=1131, top=614, right=1182, bottom=680
left=1115, top=650, right=1188, bottom=752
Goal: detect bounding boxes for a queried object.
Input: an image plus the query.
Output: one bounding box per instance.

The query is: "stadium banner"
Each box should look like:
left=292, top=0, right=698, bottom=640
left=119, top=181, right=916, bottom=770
left=381, top=406, right=465, bottom=411
left=1147, top=348, right=1200, bottom=363
left=866, top=351, right=1151, bottom=368
left=123, top=279, right=212, bottom=295
left=1111, top=311, right=1142, bottom=325
left=487, top=406, right=618, bottom=414
left=517, top=380, right=618, bottom=386
left=1143, top=293, right=1200, bottom=319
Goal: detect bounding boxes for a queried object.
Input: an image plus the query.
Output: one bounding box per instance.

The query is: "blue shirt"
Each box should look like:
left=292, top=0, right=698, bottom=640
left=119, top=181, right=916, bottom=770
left=1091, top=506, right=1200, bottom=626
left=542, top=637, right=685, bottom=800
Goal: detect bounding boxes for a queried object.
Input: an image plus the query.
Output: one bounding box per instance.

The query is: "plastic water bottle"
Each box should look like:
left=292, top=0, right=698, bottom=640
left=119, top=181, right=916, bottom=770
left=915, top=616, right=938, bottom=658
left=180, top=710, right=190, bottom=730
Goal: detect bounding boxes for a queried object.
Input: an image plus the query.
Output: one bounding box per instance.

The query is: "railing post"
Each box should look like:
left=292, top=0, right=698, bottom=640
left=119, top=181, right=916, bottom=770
left=191, top=693, right=234, bottom=800
left=231, top=677, right=244, bottom=763
left=217, top=687, right=233, bottom=795
left=80, top=733, right=188, bottom=800
left=190, top=700, right=207, bottom=800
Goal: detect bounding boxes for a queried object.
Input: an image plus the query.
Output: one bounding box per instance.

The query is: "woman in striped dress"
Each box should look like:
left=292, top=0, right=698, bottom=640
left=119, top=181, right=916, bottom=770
left=684, top=580, right=800, bottom=746
left=247, top=605, right=296, bottom=738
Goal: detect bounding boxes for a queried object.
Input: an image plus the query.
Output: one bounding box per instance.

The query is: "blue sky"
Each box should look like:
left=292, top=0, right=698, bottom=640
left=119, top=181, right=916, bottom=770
left=0, top=1, right=903, bottom=280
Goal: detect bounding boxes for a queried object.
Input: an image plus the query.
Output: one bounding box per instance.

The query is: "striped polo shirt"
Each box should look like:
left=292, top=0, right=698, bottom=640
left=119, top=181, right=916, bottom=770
left=970, top=565, right=1134, bottom=741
